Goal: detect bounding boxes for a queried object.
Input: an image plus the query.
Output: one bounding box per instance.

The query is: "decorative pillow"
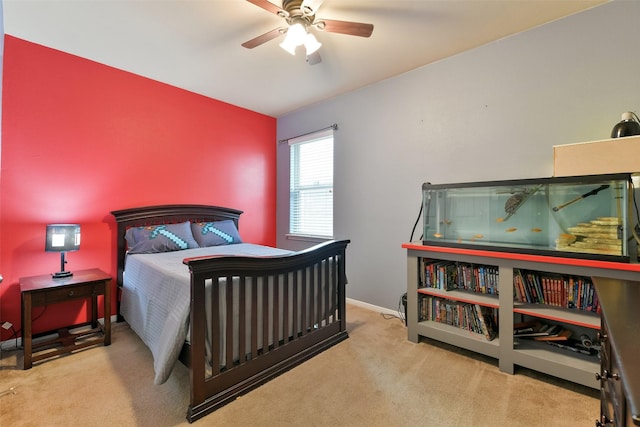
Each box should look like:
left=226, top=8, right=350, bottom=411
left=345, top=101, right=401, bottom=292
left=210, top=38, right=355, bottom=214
left=125, top=227, right=138, bottom=249
left=127, top=221, right=200, bottom=254
left=191, top=220, right=242, bottom=247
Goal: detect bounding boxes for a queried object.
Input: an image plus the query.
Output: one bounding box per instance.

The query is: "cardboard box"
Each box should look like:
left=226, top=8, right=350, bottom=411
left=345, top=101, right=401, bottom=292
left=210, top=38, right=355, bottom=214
left=553, top=135, right=640, bottom=177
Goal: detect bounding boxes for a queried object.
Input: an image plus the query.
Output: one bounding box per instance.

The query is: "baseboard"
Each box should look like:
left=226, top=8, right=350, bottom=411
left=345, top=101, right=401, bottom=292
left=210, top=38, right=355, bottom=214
left=346, top=297, right=400, bottom=318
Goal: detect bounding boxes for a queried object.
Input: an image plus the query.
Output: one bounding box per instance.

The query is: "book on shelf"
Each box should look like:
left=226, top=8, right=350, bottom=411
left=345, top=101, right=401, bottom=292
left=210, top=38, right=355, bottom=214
left=475, top=304, right=497, bottom=341
left=513, top=269, right=600, bottom=313
left=524, top=271, right=541, bottom=304
left=418, top=294, right=497, bottom=341
left=420, top=258, right=499, bottom=295
left=421, top=259, right=457, bottom=290
left=513, top=270, right=531, bottom=303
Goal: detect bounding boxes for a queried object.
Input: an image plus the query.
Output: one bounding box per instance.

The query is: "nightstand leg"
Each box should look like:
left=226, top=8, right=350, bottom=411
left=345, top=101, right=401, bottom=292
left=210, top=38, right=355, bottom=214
left=91, top=294, right=98, bottom=329
left=22, top=292, right=32, bottom=369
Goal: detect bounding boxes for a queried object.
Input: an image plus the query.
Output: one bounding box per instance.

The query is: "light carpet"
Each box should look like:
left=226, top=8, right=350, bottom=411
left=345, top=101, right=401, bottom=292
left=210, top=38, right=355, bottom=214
left=0, top=304, right=598, bottom=426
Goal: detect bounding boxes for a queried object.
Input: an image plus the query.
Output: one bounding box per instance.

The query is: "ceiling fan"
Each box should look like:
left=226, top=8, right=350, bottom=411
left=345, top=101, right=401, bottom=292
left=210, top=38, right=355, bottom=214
left=242, top=0, right=374, bottom=65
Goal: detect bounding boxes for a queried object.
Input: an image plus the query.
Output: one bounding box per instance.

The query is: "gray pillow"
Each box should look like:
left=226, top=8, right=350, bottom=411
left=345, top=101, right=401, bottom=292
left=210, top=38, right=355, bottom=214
left=191, top=220, right=242, bottom=247
left=127, top=221, right=200, bottom=254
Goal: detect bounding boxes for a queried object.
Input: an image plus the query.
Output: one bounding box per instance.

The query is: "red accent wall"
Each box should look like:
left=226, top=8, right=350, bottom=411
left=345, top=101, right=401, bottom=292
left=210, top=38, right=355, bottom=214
left=0, top=36, right=277, bottom=339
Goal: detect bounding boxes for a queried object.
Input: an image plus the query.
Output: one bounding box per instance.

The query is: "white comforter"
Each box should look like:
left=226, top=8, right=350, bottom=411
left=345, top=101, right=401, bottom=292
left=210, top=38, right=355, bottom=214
left=121, top=243, right=292, bottom=384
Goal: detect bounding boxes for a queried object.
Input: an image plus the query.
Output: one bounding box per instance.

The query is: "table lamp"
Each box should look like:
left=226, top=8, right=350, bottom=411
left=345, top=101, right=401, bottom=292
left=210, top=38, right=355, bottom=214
left=610, top=111, right=640, bottom=138
left=45, top=224, right=80, bottom=278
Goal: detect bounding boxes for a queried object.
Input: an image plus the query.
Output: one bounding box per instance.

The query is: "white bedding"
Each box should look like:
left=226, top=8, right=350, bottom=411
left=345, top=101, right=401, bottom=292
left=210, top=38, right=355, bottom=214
left=121, top=243, right=292, bottom=384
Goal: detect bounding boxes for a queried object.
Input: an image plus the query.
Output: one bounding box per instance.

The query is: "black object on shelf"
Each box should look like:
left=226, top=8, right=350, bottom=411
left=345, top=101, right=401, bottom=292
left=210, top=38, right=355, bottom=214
left=402, top=293, right=408, bottom=326
left=611, top=111, right=640, bottom=138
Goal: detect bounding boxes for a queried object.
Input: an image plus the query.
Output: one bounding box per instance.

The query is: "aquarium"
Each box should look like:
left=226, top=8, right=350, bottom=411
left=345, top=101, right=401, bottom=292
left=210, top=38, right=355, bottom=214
left=422, top=173, right=636, bottom=261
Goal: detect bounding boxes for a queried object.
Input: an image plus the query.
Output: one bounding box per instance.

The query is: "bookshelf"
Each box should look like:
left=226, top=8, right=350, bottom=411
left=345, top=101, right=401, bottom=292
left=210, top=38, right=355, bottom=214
left=404, top=243, right=640, bottom=389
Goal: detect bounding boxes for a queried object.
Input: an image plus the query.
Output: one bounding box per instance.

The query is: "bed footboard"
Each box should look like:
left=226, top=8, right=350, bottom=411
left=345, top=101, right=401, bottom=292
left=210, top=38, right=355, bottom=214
left=183, top=239, right=350, bottom=423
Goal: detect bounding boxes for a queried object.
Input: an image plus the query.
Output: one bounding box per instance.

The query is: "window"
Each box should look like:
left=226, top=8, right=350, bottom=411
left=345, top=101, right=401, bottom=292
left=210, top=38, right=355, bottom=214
left=289, top=129, right=334, bottom=238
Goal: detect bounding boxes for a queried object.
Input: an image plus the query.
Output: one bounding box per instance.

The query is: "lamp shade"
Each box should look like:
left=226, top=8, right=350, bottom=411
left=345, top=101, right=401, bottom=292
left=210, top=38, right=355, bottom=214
left=304, top=33, right=322, bottom=55
left=611, top=112, right=640, bottom=138
left=45, top=224, right=81, bottom=252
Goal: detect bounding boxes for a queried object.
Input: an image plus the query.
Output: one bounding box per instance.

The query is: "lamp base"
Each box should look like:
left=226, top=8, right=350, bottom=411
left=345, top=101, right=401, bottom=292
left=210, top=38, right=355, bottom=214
left=52, top=271, right=73, bottom=279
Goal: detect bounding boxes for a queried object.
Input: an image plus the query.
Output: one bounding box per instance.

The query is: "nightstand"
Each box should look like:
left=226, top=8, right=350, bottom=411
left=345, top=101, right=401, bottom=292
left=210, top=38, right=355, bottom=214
left=20, top=268, right=111, bottom=369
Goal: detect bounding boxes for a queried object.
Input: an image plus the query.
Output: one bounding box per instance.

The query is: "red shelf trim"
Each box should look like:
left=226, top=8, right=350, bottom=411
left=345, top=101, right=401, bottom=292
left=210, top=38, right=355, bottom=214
left=417, top=288, right=499, bottom=308
left=402, top=243, right=640, bottom=272
left=513, top=308, right=600, bottom=330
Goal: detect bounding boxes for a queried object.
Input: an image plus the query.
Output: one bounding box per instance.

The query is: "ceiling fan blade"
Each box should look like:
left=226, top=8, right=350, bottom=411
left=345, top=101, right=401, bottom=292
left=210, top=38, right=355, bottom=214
left=246, top=0, right=285, bottom=16
left=301, top=0, right=325, bottom=15
left=242, top=27, right=286, bottom=49
left=306, top=51, right=322, bottom=66
left=316, top=19, right=374, bottom=37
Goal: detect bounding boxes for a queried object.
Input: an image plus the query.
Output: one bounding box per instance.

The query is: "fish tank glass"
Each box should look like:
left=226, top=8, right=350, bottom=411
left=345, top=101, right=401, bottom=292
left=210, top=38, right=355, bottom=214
left=422, top=173, right=636, bottom=262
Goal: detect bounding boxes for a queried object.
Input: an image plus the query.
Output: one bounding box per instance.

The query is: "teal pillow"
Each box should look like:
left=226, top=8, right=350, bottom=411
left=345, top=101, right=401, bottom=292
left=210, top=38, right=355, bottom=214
left=191, top=220, right=242, bottom=247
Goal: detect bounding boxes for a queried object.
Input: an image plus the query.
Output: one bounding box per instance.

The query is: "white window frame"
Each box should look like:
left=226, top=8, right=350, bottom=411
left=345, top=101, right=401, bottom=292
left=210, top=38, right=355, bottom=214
left=287, top=128, right=334, bottom=240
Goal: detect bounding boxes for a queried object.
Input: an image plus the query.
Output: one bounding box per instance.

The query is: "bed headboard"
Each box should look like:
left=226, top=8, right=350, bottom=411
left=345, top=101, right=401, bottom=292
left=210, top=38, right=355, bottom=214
left=110, top=204, right=243, bottom=289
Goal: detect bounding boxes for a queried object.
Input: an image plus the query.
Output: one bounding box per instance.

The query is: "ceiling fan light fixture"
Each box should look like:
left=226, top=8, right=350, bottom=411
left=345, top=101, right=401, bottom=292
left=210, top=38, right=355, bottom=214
left=244, top=0, right=373, bottom=64
left=280, top=21, right=307, bottom=55
left=286, top=22, right=307, bottom=45
left=304, top=33, right=321, bottom=55
left=280, top=37, right=298, bottom=55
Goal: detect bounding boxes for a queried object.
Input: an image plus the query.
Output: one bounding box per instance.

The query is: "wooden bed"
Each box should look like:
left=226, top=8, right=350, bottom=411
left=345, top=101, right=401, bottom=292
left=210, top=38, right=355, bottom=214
left=111, top=204, right=350, bottom=422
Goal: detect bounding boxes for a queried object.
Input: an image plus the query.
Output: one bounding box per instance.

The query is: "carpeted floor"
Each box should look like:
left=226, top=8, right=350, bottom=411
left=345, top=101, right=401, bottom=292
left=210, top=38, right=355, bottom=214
left=0, top=304, right=598, bottom=426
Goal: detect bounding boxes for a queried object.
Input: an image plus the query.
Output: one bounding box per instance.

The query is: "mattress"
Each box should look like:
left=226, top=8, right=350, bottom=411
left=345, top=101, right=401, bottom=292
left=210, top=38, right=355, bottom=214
left=121, top=243, right=292, bottom=384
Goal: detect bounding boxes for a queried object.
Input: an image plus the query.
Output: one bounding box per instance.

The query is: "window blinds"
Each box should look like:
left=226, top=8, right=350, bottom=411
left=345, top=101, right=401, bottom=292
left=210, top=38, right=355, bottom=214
left=289, top=129, right=334, bottom=238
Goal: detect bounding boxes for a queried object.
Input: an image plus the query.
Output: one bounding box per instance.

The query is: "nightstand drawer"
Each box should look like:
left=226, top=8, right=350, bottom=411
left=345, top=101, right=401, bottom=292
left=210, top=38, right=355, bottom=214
left=31, top=282, right=105, bottom=306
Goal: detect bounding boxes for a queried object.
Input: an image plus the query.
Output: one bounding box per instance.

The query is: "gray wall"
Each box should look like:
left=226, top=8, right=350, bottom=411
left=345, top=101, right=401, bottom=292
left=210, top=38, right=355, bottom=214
left=276, top=1, right=640, bottom=311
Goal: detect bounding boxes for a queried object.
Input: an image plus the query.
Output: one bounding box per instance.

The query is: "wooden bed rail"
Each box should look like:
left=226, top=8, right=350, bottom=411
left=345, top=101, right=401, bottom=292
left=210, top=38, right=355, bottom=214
left=184, top=239, right=350, bottom=422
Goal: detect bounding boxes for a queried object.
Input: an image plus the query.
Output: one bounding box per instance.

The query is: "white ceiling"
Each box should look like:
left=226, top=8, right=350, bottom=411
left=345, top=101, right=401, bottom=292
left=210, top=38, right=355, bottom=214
left=3, top=0, right=608, bottom=117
